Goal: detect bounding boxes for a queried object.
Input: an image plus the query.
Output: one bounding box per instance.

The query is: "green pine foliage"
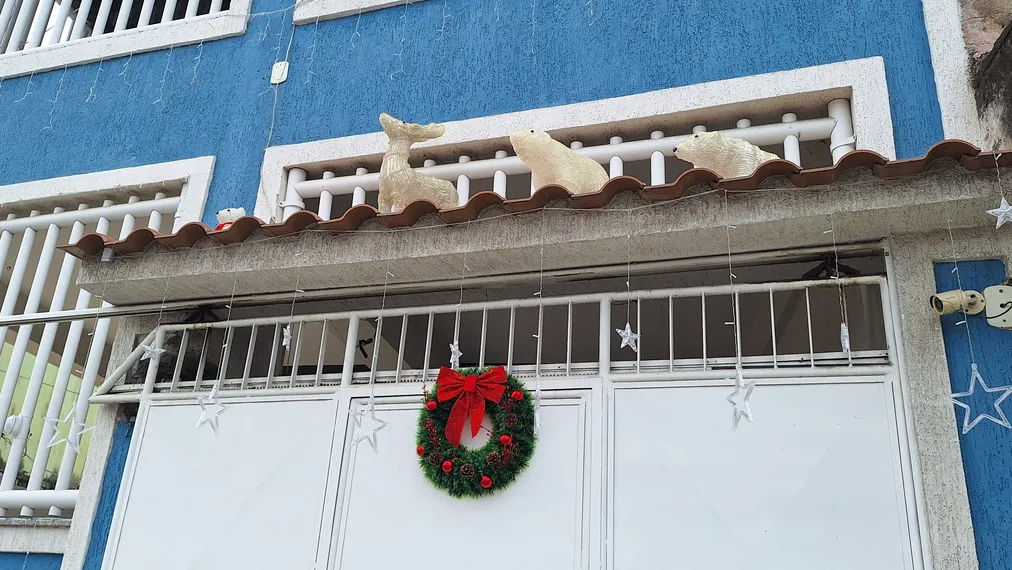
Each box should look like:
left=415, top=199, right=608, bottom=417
left=416, top=367, right=537, bottom=498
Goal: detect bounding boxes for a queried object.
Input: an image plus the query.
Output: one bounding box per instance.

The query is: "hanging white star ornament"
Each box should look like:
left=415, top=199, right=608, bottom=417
left=449, top=341, right=463, bottom=369
left=725, top=367, right=756, bottom=431
left=986, top=196, right=1012, bottom=229
left=195, top=383, right=226, bottom=435
left=139, top=343, right=166, bottom=361
left=282, top=324, right=293, bottom=348
left=45, top=410, right=96, bottom=453
left=951, top=363, right=1012, bottom=434
left=615, top=322, right=640, bottom=353
left=351, top=401, right=389, bottom=453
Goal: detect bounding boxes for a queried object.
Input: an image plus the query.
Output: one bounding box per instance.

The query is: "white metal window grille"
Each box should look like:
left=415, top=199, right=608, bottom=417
left=0, top=187, right=182, bottom=518
left=0, top=0, right=229, bottom=55
left=279, top=99, right=857, bottom=222
left=92, top=273, right=891, bottom=405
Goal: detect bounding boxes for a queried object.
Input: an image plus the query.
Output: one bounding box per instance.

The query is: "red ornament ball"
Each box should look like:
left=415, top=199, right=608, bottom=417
left=480, top=476, right=493, bottom=489
left=442, top=460, right=453, bottom=473
left=425, top=400, right=437, bottom=411
left=416, top=445, right=425, bottom=456
left=510, top=390, right=523, bottom=401
left=499, top=434, right=513, bottom=446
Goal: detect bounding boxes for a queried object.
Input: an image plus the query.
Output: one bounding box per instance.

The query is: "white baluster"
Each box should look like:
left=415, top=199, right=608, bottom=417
left=137, top=0, right=157, bottom=27
left=423, top=159, right=436, bottom=167
left=43, top=0, right=72, bottom=44
left=352, top=167, right=367, bottom=207
left=282, top=168, right=307, bottom=221
left=209, top=0, right=222, bottom=12
left=782, top=113, right=801, bottom=166
left=50, top=199, right=140, bottom=513
left=318, top=171, right=335, bottom=220
left=8, top=206, right=89, bottom=515
left=89, top=0, right=116, bottom=37
left=70, top=0, right=98, bottom=39
left=650, top=130, right=665, bottom=185
left=492, top=150, right=508, bottom=198
left=456, top=155, right=471, bottom=206
left=828, top=99, right=856, bottom=163
left=184, top=0, right=198, bottom=17
left=609, top=136, right=623, bottom=177
left=114, top=0, right=136, bottom=31
left=0, top=210, right=40, bottom=344
left=0, top=0, right=26, bottom=51
left=736, top=118, right=752, bottom=129
left=6, top=0, right=41, bottom=53
left=147, top=191, right=167, bottom=231
left=26, top=0, right=60, bottom=47
left=692, top=125, right=707, bottom=134
left=161, top=0, right=178, bottom=22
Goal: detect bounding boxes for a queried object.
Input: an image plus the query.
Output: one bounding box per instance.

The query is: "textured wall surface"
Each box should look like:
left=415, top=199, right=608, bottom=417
left=82, top=420, right=133, bottom=570
left=935, top=259, right=1012, bottom=570
left=0, top=0, right=944, bottom=226
left=0, top=554, right=62, bottom=569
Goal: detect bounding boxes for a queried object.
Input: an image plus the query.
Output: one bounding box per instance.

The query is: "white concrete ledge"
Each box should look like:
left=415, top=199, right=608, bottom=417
left=0, top=517, right=71, bottom=554
left=294, top=0, right=428, bottom=25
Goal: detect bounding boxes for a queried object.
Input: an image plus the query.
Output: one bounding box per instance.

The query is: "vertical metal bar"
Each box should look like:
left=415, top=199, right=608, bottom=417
left=315, top=319, right=328, bottom=387
left=635, top=298, right=641, bottom=373
left=650, top=131, right=665, bottom=185
left=734, top=291, right=742, bottom=365
left=478, top=309, right=487, bottom=368
left=25, top=0, right=56, bottom=46
left=283, top=168, right=307, bottom=221
left=395, top=316, right=407, bottom=382
left=4, top=0, right=39, bottom=52
left=668, top=296, right=674, bottom=372
left=69, top=0, right=98, bottom=39
left=289, top=321, right=304, bottom=387
left=700, top=294, right=708, bottom=370
left=209, top=0, right=222, bottom=12
left=599, top=299, right=610, bottom=377
left=137, top=0, right=157, bottom=28
left=609, top=136, right=623, bottom=177
left=192, top=330, right=209, bottom=391
left=769, top=289, right=778, bottom=369
left=352, top=167, right=368, bottom=206
left=492, top=151, right=508, bottom=198
left=368, top=317, right=383, bottom=384
left=113, top=0, right=135, bottom=31
left=170, top=329, right=189, bottom=391
left=805, top=288, right=815, bottom=367
left=141, top=328, right=166, bottom=396
left=89, top=0, right=116, bottom=37
left=160, top=0, right=177, bottom=22
left=0, top=210, right=41, bottom=343
left=782, top=113, right=801, bottom=166
left=184, top=0, right=198, bottom=18
left=535, top=304, right=543, bottom=376
left=318, top=171, right=336, bottom=220
left=241, top=326, right=258, bottom=390
left=422, top=312, right=433, bottom=382
left=44, top=0, right=73, bottom=45
left=265, top=323, right=280, bottom=388
left=147, top=191, right=166, bottom=231
left=218, top=326, right=235, bottom=385
left=566, top=303, right=573, bottom=376
left=341, top=316, right=359, bottom=386
left=506, top=307, right=515, bottom=372
left=456, top=156, right=471, bottom=206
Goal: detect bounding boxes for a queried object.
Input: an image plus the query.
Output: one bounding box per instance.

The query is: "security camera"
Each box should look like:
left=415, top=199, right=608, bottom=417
left=929, top=290, right=985, bottom=316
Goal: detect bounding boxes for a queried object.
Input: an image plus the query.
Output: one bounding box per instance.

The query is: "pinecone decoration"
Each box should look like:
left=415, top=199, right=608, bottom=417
left=501, top=397, right=514, bottom=411
left=427, top=452, right=444, bottom=467
left=422, top=418, right=437, bottom=433
left=485, top=451, right=502, bottom=467
left=504, top=414, right=518, bottom=428
left=429, top=434, right=440, bottom=445
left=460, top=464, right=475, bottom=478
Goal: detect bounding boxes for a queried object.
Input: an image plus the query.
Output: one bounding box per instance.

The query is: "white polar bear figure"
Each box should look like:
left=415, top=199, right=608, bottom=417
left=215, top=207, right=245, bottom=231
left=510, top=130, right=610, bottom=195
left=673, top=131, right=780, bottom=179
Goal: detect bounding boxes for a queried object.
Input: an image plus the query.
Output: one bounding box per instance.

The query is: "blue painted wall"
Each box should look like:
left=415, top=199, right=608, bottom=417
left=0, top=553, right=62, bottom=569
left=82, top=420, right=133, bottom=570
left=935, top=260, right=1012, bottom=570
left=0, top=0, right=943, bottom=226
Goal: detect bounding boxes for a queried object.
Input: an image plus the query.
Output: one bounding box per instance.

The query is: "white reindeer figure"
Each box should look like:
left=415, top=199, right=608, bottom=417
left=377, top=113, right=458, bottom=214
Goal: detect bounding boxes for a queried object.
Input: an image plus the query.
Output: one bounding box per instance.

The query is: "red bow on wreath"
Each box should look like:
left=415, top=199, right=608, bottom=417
left=436, top=366, right=508, bottom=446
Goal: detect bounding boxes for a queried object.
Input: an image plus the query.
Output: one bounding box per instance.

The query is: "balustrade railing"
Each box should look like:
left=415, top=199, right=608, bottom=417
left=280, top=99, right=857, bottom=222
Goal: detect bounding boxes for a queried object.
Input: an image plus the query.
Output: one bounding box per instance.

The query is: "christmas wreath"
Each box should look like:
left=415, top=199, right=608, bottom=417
left=416, top=366, right=536, bottom=498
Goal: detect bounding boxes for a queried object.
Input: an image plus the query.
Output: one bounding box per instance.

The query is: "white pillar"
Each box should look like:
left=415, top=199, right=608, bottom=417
left=456, top=156, right=471, bottom=206
left=0, top=210, right=39, bottom=344
left=318, top=171, right=335, bottom=220
left=161, top=0, right=178, bottom=22
left=828, top=98, right=856, bottom=163
left=650, top=130, right=665, bottom=185
left=90, top=0, right=117, bottom=37
left=137, top=0, right=157, bottom=27
left=782, top=113, right=801, bottom=166
left=147, top=191, right=167, bottom=231
left=114, top=0, right=136, bottom=32
left=282, top=168, right=307, bottom=221
left=492, top=150, right=508, bottom=198
left=44, top=0, right=73, bottom=45
left=184, top=0, right=198, bottom=18
left=69, top=0, right=98, bottom=39
left=609, top=136, right=623, bottom=178
left=352, top=167, right=367, bottom=207
left=6, top=0, right=40, bottom=53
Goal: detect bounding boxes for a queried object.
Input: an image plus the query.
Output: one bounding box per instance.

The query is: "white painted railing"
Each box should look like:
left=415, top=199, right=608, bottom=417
left=281, top=99, right=857, bottom=221
left=91, top=274, right=891, bottom=404
left=0, top=191, right=180, bottom=517
left=0, top=0, right=228, bottom=54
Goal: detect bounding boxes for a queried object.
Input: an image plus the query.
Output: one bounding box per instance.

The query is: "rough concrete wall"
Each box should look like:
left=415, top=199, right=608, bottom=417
left=961, top=0, right=1012, bottom=57
left=972, top=21, right=1012, bottom=149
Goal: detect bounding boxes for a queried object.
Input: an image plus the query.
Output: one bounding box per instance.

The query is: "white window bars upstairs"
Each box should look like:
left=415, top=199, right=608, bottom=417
left=92, top=274, right=892, bottom=405
left=280, top=99, right=857, bottom=222
left=0, top=189, right=182, bottom=518
left=0, top=0, right=229, bottom=55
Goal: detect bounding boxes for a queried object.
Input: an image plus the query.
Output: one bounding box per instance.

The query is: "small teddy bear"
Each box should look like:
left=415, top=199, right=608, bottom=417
left=673, top=131, right=780, bottom=179
left=215, top=207, right=245, bottom=231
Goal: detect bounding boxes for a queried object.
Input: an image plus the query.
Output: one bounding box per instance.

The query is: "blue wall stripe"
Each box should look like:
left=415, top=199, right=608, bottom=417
left=934, top=260, right=1012, bottom=570
left=82, top=420, right=134, bottom=570
left=0, top=553, right=62, bottom=570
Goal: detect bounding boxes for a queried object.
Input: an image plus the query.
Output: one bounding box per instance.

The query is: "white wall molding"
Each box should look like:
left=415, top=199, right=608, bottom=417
left=0, top=517, right=70, bottom=553
left=0, top=2, right=251, bottom=80
left=257, top=57, right=894, bottom=221
left=294, top=0, right=428, bottom=25
left=921, top=0, right=985, bottom=144
left=0, top=156, right=215, bottom=230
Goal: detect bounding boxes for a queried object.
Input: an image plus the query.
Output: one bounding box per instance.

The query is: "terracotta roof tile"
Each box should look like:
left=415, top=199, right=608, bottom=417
left=58, top=140, right=1011, bottom=259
